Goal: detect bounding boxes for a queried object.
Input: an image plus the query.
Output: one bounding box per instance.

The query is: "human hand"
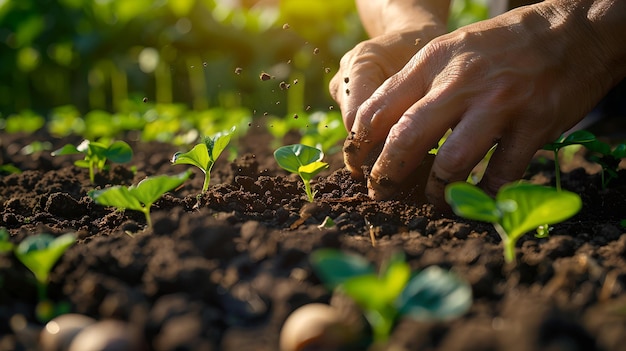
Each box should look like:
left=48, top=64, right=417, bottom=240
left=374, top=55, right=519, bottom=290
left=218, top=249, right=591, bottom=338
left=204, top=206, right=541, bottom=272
left=342, top=2, right=622, bottom=209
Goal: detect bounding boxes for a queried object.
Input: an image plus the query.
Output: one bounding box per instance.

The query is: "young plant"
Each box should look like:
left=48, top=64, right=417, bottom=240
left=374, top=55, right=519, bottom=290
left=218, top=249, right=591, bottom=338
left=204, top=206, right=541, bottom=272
left=274, top=144, right=329, bottom=202
left=89, top=171, right=191, bottom=229
left=14, top=233, right=76, bottom=321
left=171, top=126, right=235, bottom=194
left=52, top=139, right=133, bottom=183
left=586, top=140, right=626, bottom=189
left=310, top=249, right=472, bottom=344
left=0, top=228, right=14, bottom=254
left=542, top=130, right=596, bottom=191
left=445, top=181, right=582, bottom=263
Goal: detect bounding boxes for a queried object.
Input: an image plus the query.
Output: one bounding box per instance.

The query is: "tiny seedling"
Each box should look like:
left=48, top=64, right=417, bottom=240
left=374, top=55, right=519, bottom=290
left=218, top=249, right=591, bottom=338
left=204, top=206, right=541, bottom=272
left=171, top=126, right=235, bottom=194
left=310, top=249, right=472, bottom=344
left=52, top=139, right=133, bottom=183
left=274, top=144, right=329, bottom=202
left=586, top=141, right=626, bottom=189
left=445, top=181, right=582, bottom=263
left=89, top=171, right=191, bottom=229
left=543, top=130, right=596, bottom=191
left=14, top=233, right=76, bottom=321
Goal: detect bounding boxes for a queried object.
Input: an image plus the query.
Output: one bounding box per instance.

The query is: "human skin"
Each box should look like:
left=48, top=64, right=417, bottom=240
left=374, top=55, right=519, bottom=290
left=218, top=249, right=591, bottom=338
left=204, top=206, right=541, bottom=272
left=330, top=0, right=626, bottom=210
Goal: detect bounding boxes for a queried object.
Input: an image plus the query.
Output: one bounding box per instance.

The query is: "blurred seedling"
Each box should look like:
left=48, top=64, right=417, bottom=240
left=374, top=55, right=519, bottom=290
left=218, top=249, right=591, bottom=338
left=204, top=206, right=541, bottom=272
left=171, top=126, right=235, bottom=194
left=14, top=233, right=76, bottom=321
left=542, top=130, right=595, bottom=191
left=445, top=181, right=581, bottom=263
left=274, top=144, right=329, bottom=202
left=52, top=139, right=133, bottom=183
left=310, top=249, right=472, bottom=345
left=89, top=171, right=191, bottom=229
left=0, top=228, right=13, bottom=253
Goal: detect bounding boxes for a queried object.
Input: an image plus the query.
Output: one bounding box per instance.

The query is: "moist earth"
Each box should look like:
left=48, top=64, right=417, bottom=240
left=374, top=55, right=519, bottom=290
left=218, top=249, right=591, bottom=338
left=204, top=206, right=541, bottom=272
left=1, top=124, right=626, bottom=351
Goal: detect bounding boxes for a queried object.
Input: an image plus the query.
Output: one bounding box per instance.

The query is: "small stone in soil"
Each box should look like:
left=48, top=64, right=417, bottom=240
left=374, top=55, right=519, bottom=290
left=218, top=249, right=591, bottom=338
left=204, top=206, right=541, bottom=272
left=235, top=67, right=243, bottom=74
left=260, top=72, right=271, bottom=81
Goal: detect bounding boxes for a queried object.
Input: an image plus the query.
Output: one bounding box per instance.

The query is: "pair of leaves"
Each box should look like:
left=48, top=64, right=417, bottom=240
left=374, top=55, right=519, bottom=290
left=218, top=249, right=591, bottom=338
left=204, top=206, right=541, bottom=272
left=274, top=143, right=329, bottom=181
left=310, top=249, right=472, bottom=322
left=89, top=171, right=191, bottom=213
left=445, top=182, right=581, bottom=244
left=53, top=139, right=133, bottom=165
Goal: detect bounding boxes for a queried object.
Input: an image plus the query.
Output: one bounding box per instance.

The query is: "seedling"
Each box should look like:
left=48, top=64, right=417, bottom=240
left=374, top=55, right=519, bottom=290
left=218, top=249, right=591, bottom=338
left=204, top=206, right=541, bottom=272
left=274, top=144, right=329, bottom=202
left=89, top=171, right=191, bottom=229
left=14, top=233, right=76, bottom=321
left=310, top=249, right=472, bottom=344
left=171, top=126, right=235, bottom=194
left=445, top=181, right=582, bottom=263
left=543, top=130, right=596, bottom=191
left=52, top=139, right=133, bottom=183
left=586, top=140, right=626, bottom=189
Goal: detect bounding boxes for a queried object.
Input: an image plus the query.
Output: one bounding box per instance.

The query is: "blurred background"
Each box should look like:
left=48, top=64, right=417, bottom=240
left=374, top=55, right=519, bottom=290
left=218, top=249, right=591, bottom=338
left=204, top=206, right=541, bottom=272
left=0, top=0, right=488, bottom=138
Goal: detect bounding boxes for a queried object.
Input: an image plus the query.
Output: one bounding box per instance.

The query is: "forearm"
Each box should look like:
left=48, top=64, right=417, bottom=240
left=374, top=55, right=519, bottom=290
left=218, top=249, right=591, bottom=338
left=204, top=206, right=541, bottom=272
left=355, top=0, right=451, bottom=37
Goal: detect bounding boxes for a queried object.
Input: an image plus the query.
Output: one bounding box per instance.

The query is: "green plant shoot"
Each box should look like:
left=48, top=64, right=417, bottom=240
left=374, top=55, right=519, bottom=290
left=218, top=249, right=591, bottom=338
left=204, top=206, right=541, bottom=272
left=310, top=249, right=472, bottom=344
left=52, top=139, right=133, bottom=183
left=171, top=126, right=235, bottom=193
left=0, top=228, right=14, bottom=254
left=14, top=233, right=76, bottom=321
left=543, top=130, right=596, bottom=191
left=445, top=182, right=582, bottom=263
left=89, top=171, right=191, bottom=229
left=274, top=144, right=329, bottom=202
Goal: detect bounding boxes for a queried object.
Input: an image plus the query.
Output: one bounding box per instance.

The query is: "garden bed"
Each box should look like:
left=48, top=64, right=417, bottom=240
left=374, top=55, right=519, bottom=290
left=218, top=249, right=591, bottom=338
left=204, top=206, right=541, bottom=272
left=1, top=122, right=626, bottom=351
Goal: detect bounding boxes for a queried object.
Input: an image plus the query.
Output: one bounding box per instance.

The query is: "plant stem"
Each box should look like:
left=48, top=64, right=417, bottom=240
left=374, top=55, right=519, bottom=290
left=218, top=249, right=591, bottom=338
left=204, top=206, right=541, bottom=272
left=202, top=173, right=210, bottom=193
left=304, top=180, right=314, bottom=202
left=553, top=150, right=561, bottom=191
left=143, top=208, right=152, bottom=229
left=494, top=223, right=516, bottom=263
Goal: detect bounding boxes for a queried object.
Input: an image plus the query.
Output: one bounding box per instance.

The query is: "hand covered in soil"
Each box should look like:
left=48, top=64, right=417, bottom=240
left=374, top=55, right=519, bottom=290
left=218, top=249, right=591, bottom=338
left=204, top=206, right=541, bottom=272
left=336, top=0, right=626, bottom=209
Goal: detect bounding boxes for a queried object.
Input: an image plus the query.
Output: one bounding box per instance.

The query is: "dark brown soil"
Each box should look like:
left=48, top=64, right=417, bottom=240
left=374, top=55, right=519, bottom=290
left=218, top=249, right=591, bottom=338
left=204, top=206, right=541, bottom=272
left=1, top=121, right=626, bottom=351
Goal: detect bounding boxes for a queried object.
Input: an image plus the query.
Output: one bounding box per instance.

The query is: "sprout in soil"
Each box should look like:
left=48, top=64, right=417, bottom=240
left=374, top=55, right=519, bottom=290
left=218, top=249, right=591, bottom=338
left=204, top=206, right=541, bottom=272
left=171, top=126, right=235, bottom=194
left=584, top=138, right=626, bottom=189
left=445, top=181, right=582, bottom=263
left=14, top=233, right=76, bottom=321
left=89, top=171, right=191, bottom=229
left=274, top=144, right=329, bottom=202
left=52, top=139, right=133, bottom=183
left=542, top=130, right=596, bottom=191
left=310, top=249, right=472, bottom=345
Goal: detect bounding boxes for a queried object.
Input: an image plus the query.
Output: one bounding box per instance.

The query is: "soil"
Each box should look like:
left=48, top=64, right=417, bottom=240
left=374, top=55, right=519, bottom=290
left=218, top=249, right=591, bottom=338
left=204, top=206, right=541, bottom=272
left=1, top=120, right=626, bottom=351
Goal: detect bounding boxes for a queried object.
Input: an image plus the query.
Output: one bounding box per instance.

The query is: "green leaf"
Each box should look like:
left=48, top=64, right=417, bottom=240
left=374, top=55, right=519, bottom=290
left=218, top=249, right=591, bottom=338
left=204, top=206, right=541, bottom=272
left=14, top=233, right=76, bottom=284
left=298, top=161, right=329, bottom=182
left=89, top=186, right=145, bottom=212
left=310, top=249, right=375, bottom=290
left=207, top=126, right=235, bottom=161
left=611, top=144, right=626, bottom=159
left=497, top=183, right=582, bottom=240
left=51, top=144, right=80, bottom=156
left=543, top=130, right=597, bottom=151
left=0, top=228, right=13, bottom=254
left=397, top=266, right=472, bottom=321
left=129, top=171, right=191, bottom=207
left=445, top=182, right=501, bottom=223
left=172, top=143, right=211, bottom=172
left=274, top=144, right=324, bottom=174
left=104, top=140, right=133, bottom=164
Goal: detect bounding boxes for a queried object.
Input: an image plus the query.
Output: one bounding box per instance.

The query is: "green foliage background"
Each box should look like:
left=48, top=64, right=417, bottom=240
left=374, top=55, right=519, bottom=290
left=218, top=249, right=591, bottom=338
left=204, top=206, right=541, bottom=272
left=0, top=0, right=487, bottom=121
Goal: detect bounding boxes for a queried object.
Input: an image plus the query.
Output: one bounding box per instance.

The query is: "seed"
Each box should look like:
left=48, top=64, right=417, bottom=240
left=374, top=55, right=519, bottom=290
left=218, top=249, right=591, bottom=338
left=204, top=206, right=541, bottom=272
left=345, top=89, right=350, bottom=96
left=260, top=72, right=271, bottom=81
left=324, top=67, right=330, bottom=73
left=344, top=77, right=349, bottom=83
left=203, top=62, right=207, bottom=67
left=263, top=112, right=268, bottom=116
left=142, top=97, right=148, bottom=103
left=414, top=38, right=421, bottom=45
left=293, top=114, right=298, bottom=119
left=329, top=106, right=334, bottom=110
left=305, top=105, right=311, bottom=111
left=293, top=79, right=298, bottom=84
left=279, top=81, right=290, bottom=90
left=235, top=67, right=243, bottom=74
left=282, top=23, right=290, bottom=30
left=313, top=47, right=320, bottom=55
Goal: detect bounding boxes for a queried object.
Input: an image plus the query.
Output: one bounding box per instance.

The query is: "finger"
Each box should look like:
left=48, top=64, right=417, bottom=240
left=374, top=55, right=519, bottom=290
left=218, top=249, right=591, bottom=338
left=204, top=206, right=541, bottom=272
left=343, top=58, right=430, bottom=177
left=478, top=128, right=555, bottom=196
left=424, top=112, right=506, bottom=209
left=366, top=89, right=468, bottom=200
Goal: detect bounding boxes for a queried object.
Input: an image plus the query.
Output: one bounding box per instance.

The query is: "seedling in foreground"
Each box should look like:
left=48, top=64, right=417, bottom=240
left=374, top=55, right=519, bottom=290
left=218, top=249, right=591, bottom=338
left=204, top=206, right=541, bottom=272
left=310, top=249, right=472, bottom=344
left=274, top=144, right=329, bottom=202
left=445, top=181, right=582, bottom=263
left=14, top=233, right=76, bottom=321
left=89, top=171, right=191, bottom=229
left=52, top=139, right=133, bottom=183
left=171, top=126, right=235, bottom=194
